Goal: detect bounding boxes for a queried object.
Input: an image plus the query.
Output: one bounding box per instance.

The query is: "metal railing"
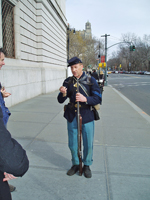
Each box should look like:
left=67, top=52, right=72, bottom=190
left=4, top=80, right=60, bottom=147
left=2, top=0, right=15, bottom=58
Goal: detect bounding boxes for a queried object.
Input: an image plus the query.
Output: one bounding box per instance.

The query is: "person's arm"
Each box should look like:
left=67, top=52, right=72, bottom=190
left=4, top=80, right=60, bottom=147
left=76, top=93, right=87, bottom=102
left=1, top=87, right=11, bottom=98
left=57, top=78, right=69, bottom=103
left=86, top=77, right=102, bottom=105
left=3, top=172, right=17, bottom=182
left=96, top=73, right=99, bottom=80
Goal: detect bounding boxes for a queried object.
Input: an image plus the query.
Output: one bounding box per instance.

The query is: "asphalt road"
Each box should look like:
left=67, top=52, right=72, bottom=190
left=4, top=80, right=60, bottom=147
left=107, top=73, right=150, bottom=116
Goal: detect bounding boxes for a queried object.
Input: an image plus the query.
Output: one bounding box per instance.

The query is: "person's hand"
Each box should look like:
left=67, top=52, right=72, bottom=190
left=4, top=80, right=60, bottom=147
left=76, top=93, right=87, bottom=102
left=1, top=87, right=11, bottom=98
left=3, top=172, right=17, bottom=182
left=59, top=86, right=67, bottom=95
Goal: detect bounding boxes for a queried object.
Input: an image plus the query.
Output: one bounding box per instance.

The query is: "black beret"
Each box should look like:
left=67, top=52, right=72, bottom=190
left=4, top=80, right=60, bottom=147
left=68, top=57, right=82, bottom=67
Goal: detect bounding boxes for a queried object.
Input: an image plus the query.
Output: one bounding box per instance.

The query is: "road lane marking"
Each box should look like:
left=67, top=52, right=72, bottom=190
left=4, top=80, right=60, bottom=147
left=110, top=82, right=150, bottom=87
left=142, top=111, right=148, bottom=115
left=123, top=75, right=141, bottom=78
left=109, top=85, right=150, bottom=123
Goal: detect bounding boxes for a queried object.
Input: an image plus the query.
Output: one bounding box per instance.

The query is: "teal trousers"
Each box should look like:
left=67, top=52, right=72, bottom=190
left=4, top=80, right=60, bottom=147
left=67, top=117, right=94, bottom=166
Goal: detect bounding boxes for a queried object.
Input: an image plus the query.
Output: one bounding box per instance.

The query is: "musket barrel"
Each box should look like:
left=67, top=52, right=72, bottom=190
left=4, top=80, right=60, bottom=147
left=77, top=78, right=82, bottom=176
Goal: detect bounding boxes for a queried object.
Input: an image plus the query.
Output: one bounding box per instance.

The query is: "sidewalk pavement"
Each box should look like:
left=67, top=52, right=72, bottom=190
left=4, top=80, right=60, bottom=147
left=9, top=86, right=150, bottom=200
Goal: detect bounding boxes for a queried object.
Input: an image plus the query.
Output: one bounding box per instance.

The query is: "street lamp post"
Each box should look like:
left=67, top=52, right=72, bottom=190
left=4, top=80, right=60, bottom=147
left=98, top=40, right=101, bottom=76
left=67, top=25, right=75, bottom=77
left=67, top=25, right=75, bottom=62
left=101, top=34, right=110, bottom=86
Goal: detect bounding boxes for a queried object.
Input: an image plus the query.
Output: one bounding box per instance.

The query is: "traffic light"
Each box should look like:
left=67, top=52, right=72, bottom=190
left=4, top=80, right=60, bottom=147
left=129, top=45, right=135, bottom=51
left=132, top=45, right=135, bottom=51
left=130, top=46, right=132, bottom=51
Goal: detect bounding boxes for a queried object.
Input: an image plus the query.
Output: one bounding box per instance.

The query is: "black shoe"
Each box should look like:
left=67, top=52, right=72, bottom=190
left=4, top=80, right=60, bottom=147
left=9, top=184, right=16, bottom=192
left=83, top=165, right=92, bottom=178
left=67, top=165, right=79, bottom=176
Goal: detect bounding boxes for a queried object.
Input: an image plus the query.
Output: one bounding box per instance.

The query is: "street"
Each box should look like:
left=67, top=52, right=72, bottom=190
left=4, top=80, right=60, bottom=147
left=108, top=73, right=150, bottom=116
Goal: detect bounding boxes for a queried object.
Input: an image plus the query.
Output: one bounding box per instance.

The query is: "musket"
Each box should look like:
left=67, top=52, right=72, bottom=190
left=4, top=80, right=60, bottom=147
left=77, top=78, right=82, bottom=176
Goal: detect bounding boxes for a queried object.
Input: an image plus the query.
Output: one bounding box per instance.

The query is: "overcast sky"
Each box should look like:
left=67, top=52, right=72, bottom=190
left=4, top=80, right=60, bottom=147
left=66, top=0, right=150, bottom=58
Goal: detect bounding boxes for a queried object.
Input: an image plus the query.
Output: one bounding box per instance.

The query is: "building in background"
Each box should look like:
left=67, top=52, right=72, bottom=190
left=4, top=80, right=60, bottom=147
left=79, top=21, right=92, bottom=39
left=0, top=0, right=67, bottom=107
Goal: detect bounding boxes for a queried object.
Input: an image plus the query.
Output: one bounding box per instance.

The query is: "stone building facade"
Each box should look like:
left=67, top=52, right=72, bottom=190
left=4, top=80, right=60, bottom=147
left=0, top=0, right=67, bottom=107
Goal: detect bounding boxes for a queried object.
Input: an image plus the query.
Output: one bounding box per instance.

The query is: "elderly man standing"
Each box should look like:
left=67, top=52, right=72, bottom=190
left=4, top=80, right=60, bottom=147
left=57, top=57, right=102, bottom=178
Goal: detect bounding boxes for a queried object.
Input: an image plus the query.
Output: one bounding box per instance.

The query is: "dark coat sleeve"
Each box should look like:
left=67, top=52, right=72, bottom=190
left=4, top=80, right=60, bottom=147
left=0, top=107, right=29, bottom=177
left=57, top=77, right=70, bottom=104
left=86, top=76, right=102, bottom=105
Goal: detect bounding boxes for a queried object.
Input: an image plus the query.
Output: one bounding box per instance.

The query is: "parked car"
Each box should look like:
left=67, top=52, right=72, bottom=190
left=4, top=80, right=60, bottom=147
left=107, top=71, right=112, bottom=74
left=138, top=71, right=145, bottom=75
left=144, top=71, right=150, bottom=75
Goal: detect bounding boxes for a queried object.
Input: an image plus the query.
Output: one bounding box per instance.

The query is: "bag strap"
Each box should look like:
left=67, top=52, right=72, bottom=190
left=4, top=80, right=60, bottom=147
left=66, top=74, right=92, bottom=98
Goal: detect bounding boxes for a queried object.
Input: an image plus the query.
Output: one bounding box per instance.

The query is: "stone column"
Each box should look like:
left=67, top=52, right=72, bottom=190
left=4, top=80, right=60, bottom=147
left=13, top=1, right=21, bottom=59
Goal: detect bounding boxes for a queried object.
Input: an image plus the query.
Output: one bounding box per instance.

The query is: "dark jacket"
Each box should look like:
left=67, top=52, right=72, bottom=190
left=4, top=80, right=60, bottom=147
left=91, top=71, right=99, bottom=80
left=57, top=72, right=102, bottom=124
left=0, top=84, right=11, bottom=126
left=0, top=107, right=29, bottom=177
left=99, top=74, right=104, bottom=80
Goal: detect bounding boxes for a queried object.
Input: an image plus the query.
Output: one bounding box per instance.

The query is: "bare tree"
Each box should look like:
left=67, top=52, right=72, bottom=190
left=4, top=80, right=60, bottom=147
left=108, top=33, right=150, bottom=72
left=67, top=28, right=104, bottom=71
